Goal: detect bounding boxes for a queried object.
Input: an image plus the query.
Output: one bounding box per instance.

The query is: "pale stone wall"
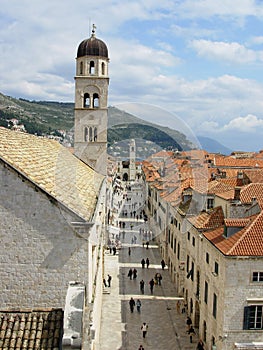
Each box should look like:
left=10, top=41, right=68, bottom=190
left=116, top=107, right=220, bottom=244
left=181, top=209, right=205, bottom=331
left=0, top=163, right=91, bottom=309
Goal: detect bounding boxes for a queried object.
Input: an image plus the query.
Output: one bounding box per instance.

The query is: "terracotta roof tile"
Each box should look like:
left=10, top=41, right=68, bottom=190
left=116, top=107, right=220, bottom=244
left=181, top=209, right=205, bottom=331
left=204, top=212, right=263, bottom=256
left=224, top=218, right=251, bottom=227
left=0, top=127, right=104, bottom=221
left=0, top=309, right=63, bottom=349
left=243, top=169, right=263, bottom=183
left=188, top=206, right=224, bottom=229
left=240, top=183, right=263, bottom=207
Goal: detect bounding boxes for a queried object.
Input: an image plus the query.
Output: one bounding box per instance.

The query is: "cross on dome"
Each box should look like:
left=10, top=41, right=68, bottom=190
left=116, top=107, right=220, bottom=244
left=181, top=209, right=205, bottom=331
left=91, top=24, right=96, bottom=37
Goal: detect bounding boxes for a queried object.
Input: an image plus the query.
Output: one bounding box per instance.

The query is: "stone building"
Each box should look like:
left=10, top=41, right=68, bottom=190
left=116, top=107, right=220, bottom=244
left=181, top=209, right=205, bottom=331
left=0, top=28, right=110, bottom=349
left=143, top=150, right=263, bottom=350
left=74, top=24, right=109, bottom=176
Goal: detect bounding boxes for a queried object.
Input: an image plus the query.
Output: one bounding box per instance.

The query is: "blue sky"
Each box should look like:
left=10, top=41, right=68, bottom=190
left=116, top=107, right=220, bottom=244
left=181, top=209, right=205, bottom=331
left=1, top=0, right=263, bottom=152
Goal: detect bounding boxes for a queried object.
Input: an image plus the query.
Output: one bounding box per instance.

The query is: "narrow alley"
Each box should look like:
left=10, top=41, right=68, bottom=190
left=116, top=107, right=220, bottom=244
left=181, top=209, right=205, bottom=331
left=99, top=180, right=198, bottom=350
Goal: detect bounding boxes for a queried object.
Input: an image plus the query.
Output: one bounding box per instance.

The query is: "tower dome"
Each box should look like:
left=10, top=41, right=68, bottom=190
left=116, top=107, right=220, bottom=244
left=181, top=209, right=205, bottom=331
left=77, top=26, right=108, bottom=58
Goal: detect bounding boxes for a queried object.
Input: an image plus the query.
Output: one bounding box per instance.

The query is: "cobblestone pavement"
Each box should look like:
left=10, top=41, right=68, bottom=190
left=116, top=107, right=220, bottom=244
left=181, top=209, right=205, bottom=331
left=99, top=182, right=199, bottom=350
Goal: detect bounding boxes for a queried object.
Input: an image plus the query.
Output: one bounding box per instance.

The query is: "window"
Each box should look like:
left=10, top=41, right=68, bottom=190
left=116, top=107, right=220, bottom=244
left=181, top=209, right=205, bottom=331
left=84, top=93, right=90, bottom=108
left=94, top=127, right=97, bottom=141
left=204, top=281, right=208, bottom=304
left=177, top=243, right=180, bottom=260
left=89, top=127, right=93, bottom=142
left=93, top=93, right=99, bottom=108
left=186, top=255, right=189, bottom=272
left=187, top=231, right=190, bottom=240
left=252, top=272, right=263, bottom=282
left=191, top=261, right=194, bottom=281
left=192, top=236, right=195, bottom=247
left=214, top=261, right=219, bottom=275
left=207, top=198, right=214, bottom=209
left=89, top=60, right=95, bottom=74
left=173, top=238, right=176, bottom=253
left=213, top=293, right=217, bottom=318
left=80, top=61, right=83, bottom=74
left=101, top=62, right=105, bottom=75
left=196, top=271, right=200, bottom=298
left=243, top=305, right=263, bottom=329
left=206, top=252, right=209, bottom=264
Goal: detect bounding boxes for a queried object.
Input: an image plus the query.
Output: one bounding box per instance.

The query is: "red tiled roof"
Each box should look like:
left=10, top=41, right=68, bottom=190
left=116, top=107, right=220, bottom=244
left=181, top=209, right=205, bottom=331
left=240, top=183, right=263, bottom=207
left=243, top=169, right=263, bottom=183
left=224, top=218, right=251, bottom=227
left=204, top=212, right=263, bottom=256
left=0, top=309, right=63, bottom=349
left=188, top=206, right=224, bottom=229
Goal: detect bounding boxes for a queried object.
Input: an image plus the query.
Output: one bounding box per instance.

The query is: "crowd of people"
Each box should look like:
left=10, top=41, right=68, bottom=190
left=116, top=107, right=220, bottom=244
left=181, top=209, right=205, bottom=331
left=104, top=180, right=206, bottom=349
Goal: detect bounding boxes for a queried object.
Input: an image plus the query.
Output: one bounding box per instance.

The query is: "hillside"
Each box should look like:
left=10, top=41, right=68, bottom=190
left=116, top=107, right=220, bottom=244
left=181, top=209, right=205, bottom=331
left=0, top=92, right=231, bottom=156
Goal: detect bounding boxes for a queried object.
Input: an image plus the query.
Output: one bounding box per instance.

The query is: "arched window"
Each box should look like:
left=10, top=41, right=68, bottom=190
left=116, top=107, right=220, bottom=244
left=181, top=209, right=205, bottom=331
left=101, top=62, right=105, bottom=75
left=84, top=127, right=88, bottom=141
left=94, top=127, right=97, bottom=141
left=84, top=93, right=90, bottom=108
left=89, top=61, right=95, bottom=74
left=93, top=93, right=99, bottom=108
left=80, top=61, right=83, bottom=75
left=89, top=127, right=93, bottom=142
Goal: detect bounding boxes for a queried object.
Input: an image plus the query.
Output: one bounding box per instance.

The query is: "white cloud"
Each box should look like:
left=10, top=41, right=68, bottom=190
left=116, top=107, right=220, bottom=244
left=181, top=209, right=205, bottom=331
left=190, top=39, right=260, bottom=64
left=176, top=0, right=263, bottom=19
left=222, top=114, right=263, bottom=132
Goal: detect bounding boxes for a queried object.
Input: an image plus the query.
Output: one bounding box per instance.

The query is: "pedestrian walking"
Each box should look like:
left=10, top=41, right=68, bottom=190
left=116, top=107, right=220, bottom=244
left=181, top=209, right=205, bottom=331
left=107, top=274, right=112, bottom=287
left=155, top=272, right=162, bottom=285
left=138, top=345, right=144, bottom=350
left=140, top=280, right=145, bottom=294
left=188, top=325, right=196, bottom=343
left=196, top=339, right=205, bottom=350
left=103, top=278, right=107, bottom=288
left=146, top=257, right=150, bottom=268
left=146, top=241, right=149, bottom=249
left=141, top=322, right=148, bottom=338
left=128, top=247, right=131, bottom=256
left=186, top=316, right=192, bottom=330
left=133, top=268, right=137, bottom=279
left=149, top=278, right=154, bottom=294
left=128, top=268, right=133, bottom=280
left=136, top=299, right=141, bottom=312
left=161, top=259, right=166, bottom=270
left=113, top=246, right=117, bottom=255
left=129, top=297, right=135, bottom=313
left=141, top=258, right=145, bottom=268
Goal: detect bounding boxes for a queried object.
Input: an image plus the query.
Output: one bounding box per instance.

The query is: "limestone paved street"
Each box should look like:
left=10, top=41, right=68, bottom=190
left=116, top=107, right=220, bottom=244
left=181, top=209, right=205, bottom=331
left=98, top=181, right=199, bottom=350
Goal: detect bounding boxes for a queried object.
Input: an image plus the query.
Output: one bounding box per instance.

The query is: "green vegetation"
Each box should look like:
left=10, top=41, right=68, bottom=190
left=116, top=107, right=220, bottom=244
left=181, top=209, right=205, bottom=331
left=108, top=123, right=183, bottom=150
left=0, top=92, right=194, bottom=151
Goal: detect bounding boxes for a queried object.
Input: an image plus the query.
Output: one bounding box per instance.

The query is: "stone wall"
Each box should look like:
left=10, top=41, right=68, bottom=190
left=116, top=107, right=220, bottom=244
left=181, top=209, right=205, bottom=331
left=0, top=162, right=91, bottom=309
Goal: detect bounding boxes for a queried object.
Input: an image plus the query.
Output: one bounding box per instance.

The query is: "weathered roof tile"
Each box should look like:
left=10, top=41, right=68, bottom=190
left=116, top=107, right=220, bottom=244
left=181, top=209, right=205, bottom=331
left=0, top=127, right=104, bottom=222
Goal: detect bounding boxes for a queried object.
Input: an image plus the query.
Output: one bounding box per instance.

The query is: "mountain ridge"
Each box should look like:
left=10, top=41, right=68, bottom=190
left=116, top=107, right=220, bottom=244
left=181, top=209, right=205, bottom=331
left=0, top=92, right=231, bottom=155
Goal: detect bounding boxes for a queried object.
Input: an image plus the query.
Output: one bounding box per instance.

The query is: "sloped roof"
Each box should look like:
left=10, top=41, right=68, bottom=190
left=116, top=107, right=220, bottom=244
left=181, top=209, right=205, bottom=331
left=0, top=309, right=63, bottom=349
left=204, top=212, right=263, bottom=256
left=244, top=169, right=263, bottom=183
left=0, top=127, right=104, bottom=222
left=188, top=206, right=224, bottom=230
left=240, top=183, right=263, bottom=207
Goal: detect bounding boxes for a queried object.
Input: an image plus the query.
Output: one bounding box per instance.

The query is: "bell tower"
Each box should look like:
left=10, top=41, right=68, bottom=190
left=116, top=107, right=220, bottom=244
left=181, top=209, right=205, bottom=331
left=74, top=25, right=109, bottom=175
